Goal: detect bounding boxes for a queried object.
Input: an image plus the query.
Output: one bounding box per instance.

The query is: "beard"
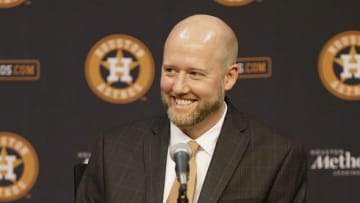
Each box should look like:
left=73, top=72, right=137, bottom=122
left=161, top=84, right=224, bottom=128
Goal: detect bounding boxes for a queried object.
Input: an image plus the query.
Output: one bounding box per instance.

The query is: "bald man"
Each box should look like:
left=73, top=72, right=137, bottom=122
left=76, top=15, right=307, bottom=203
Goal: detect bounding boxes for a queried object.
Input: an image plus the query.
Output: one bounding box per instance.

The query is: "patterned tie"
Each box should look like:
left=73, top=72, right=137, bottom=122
left=167, top=140, right=200, bottom=203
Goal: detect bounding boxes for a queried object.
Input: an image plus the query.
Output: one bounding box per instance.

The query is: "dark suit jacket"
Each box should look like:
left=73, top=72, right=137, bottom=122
left=76, top=102, right=307, bottom=203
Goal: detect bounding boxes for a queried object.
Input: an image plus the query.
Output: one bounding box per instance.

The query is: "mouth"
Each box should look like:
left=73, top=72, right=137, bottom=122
left=175, top=98, right=194, bottom=105
left=170, top=96, right=197, bottom=110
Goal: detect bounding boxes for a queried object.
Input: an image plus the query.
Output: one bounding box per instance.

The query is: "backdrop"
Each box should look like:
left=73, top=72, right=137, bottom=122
left=1, top=0, right=359, bottom=202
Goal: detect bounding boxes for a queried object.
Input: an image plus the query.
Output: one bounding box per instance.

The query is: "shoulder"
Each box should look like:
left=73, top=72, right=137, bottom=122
left=228, top=108, right=307, bottom=171
left=227, top=103, right=303, bottom=154
left=246, top=114, right=295, bottom=145
left=99, top=115, right=168, bottom=144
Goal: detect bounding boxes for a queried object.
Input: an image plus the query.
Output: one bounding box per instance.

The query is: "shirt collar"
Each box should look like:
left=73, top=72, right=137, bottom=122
left=170, top=102, right=228, bottom=156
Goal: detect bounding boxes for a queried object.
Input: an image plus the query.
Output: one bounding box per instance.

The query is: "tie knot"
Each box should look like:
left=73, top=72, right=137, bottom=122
left=187, top=140, right=200, bottom=157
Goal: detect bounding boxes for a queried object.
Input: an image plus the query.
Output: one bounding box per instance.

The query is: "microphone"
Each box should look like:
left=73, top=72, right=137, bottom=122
left=169, top=143, right=192, bottom=189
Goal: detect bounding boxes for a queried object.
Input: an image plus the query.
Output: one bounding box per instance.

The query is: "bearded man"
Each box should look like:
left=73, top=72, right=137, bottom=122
left=76, top=14, right=307, bottom=203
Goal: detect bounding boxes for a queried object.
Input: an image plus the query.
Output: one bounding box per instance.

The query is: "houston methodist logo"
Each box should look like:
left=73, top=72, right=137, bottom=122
left=318, top=31, right=360, bottom=100
left=85, top=34, right=155, bottom=104
left=310, top=148, right=360, bottom=176
left=215, top=0, right=255, bottom=6
left=0, top=132, right=39, bottom=202
left=0, top=0, right=25, bottom=8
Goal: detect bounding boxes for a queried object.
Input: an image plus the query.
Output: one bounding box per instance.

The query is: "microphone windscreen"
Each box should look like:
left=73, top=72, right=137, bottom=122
left=169, top=143, right=192, bottom=161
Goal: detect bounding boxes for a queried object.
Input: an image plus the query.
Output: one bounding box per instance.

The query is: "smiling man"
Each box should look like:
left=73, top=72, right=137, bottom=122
left=76, top=14, right=307, bottom=203
left=160, top=15, right=238, bottom=139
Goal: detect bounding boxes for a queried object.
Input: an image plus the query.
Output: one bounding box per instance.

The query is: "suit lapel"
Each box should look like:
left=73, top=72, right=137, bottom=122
left=144, top=117, right=170, bottom=203
left=198, top=103, right=250, bottom=203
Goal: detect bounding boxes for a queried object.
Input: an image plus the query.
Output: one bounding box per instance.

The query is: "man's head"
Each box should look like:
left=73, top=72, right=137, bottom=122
left=161, top=14, right=239, bottom=135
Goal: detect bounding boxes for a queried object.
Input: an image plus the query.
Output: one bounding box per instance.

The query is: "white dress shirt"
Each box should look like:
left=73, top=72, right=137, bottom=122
left=162, top=102, right=228, bottom=203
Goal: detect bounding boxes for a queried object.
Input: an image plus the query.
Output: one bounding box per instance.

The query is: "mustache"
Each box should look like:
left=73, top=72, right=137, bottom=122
left=168, top=92, right=198, bottom=100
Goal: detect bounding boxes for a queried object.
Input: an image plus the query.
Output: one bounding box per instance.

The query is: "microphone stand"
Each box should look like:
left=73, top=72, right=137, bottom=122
left=177, top=184, right=188, bottom=203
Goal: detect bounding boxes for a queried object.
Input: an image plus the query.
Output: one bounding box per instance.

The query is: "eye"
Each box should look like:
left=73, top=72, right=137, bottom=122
left=163, top=66, right=177, bottom=76
left=189, top=71, right=204, bottom=79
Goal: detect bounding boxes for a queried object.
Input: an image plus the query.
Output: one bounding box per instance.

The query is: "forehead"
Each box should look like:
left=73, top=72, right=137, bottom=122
left=164, top=36, right=225, bottom=67
left=163, top=44, right=220, bottom=71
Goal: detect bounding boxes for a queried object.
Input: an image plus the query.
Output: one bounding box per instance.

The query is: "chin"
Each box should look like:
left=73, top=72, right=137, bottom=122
left=167, top=108, right=197, bottom=127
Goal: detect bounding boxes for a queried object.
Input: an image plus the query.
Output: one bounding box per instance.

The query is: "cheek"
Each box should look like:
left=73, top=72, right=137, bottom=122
left=160, top=76, right=172, bottom=92
left=202, top=79, right=224, bottom=97
left=189, top=82, right=214, bottom=97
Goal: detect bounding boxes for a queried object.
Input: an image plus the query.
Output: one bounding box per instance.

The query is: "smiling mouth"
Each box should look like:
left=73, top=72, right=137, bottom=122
left=175, top=98, right=193, bottom=105
left=170, top=95, right=198, bottom=107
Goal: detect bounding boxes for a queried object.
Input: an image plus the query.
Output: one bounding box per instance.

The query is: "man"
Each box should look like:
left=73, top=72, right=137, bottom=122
left=76, top=14, right=307, bottom=203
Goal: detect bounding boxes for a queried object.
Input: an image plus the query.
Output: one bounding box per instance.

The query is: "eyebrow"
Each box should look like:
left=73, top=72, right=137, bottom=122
left=162, top=64, right=207, bottom=72
left=162, top=64, right=176, bottom=69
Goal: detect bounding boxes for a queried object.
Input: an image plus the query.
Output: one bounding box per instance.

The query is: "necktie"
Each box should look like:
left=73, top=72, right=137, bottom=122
left=167, top=140, right=200, bottom=203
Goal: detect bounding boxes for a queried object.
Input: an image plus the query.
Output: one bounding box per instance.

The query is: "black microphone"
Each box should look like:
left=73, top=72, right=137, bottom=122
left=169, top=143, right=193, bottom=189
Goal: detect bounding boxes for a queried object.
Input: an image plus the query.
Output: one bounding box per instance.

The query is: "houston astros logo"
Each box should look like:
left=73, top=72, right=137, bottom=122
left=318, top=31, right=360, bottom=100
left=215, top=0, right=254, bottom=6
left=0, top=0, right=25, bottom=8
left=85, top=34, right=155, bottom=104
left=0, top=132, right=39, bottom=202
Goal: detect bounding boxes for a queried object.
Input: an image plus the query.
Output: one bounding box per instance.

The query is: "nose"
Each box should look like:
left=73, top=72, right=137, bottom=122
left=172, top=72, right=190, bottom=94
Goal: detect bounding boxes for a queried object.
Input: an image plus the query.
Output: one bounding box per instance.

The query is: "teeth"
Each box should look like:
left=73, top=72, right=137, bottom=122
left=175, top=99, right=192, bottom=105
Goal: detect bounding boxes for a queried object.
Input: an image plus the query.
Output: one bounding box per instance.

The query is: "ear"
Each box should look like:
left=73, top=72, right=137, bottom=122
left=224, top=63, right=239, bottom=91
